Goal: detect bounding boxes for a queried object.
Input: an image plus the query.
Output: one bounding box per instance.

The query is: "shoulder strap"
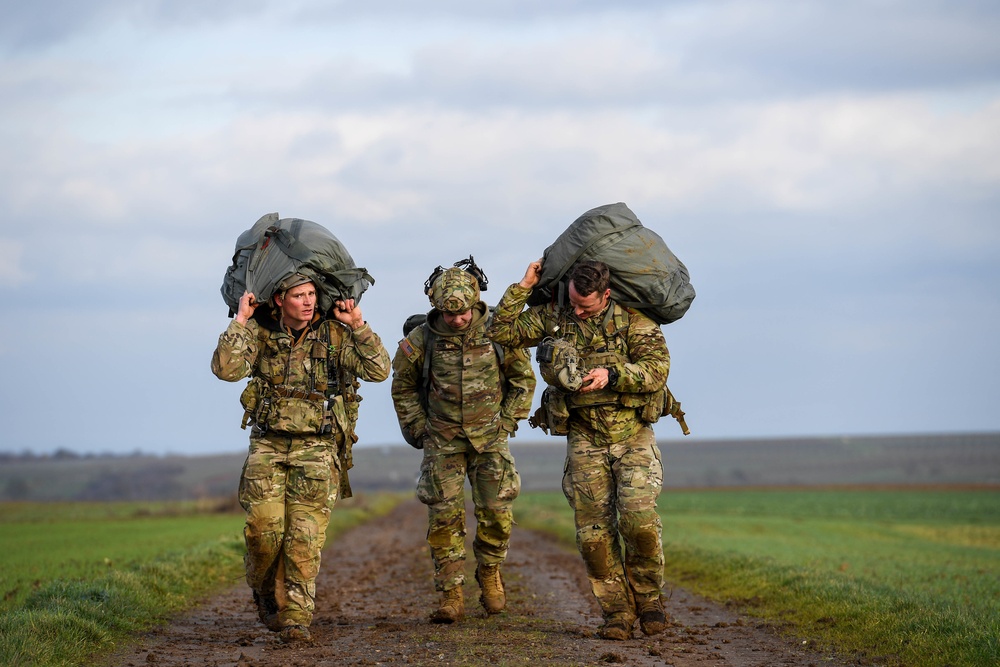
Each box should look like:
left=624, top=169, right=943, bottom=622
left=250, top=321, right=271, bottom=374
left=487, top=313, right=506, bottom=391
left=420, top=324, right=435, bottom=410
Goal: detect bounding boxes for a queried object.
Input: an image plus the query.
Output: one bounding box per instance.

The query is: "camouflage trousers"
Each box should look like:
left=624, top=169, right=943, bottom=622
left=239, top=429, right=340, bottom=628
left=416, top=434, right=521, bottom=591
left=562, top=424, right=664, bottom=622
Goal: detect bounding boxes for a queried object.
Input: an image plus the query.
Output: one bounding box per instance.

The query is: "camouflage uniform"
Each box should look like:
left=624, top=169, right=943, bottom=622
left=212, top=312, right=390, bottom=629
left=391, top=269, right=535, bottom=598
left=487, top=282, right=669, bottom=630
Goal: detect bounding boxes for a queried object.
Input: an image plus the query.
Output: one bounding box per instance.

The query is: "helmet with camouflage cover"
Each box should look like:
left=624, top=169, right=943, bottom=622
left=427, top=266, right=481, bottom=314
left=536, top=336, right=583, bottom=392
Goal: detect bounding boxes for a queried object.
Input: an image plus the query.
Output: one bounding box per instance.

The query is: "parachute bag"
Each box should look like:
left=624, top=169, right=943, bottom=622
left=527, top=202, right=695, bottom=325
left=221, top=213, right=375, bottom=318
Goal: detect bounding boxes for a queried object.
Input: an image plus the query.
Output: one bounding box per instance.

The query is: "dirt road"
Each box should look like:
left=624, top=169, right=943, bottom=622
left=107, top=499, right=850, bottom=667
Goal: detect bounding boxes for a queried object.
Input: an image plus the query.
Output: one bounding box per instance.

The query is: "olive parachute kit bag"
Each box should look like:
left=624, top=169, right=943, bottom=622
left=527, top=202, right=695, bottom=325
left=530, top=202, right=693, bottom=435
left=221, top=212, right=375, bottom=318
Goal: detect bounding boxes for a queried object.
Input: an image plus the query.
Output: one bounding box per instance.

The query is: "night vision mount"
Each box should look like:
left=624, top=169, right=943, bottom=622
left=424, top=255, right=489, bottom=294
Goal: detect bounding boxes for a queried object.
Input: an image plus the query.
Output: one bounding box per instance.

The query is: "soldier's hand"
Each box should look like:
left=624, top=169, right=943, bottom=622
left=519, top=258, right=544, bottom=289
left=235, top=291, right=260, bottom=325
left=333, top=298, right=365, bottom=330
left=579, top=367, right=610, bottom=393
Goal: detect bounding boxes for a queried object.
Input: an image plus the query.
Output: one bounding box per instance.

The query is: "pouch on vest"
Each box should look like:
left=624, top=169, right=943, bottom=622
left=639, top=386, right=667, bottom=424
left=534, top=386, right=570, bottom=436
left=267, top=396, right=325, bottom=434
left=239, top=377, right=270, bottom=429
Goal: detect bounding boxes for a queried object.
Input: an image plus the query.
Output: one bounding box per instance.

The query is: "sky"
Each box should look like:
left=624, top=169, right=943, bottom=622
left=1, top=0, right=998, bottom=457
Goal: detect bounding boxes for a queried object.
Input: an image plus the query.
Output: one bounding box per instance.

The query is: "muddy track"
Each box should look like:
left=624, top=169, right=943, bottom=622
left=106, top=499, right=850, bottom=667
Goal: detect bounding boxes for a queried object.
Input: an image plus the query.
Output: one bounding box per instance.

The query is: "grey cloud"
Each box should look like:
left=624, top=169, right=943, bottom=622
left=674, top=2, right=1000, bottom=94
left=0, top=0, right=267, bottom=52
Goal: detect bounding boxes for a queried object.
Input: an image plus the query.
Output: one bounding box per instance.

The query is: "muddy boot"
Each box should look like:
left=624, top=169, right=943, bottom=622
left=430, top=587, right=465, bottom=624
left=597, top=613, right=634, bottom=641
left=279, top=624, right=312, bottom=643
left=476, top=564, right=506, bottom=615
left=638, top=595, right=668, bottom=636
left=253, top=591, right=281, bottom=632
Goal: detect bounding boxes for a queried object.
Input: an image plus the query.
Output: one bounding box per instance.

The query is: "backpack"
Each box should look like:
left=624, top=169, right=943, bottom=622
left=221, top=213, right=375, bottom=318
left=526, top=202, right=695, bottom=325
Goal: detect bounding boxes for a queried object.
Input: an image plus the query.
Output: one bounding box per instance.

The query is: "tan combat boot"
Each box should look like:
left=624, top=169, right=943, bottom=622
left=597, top=613, right=634, bottom=641
left=430, top=587, right=465, bottom=624
left=476, top=564, right=506, bottom=614
left=637, top=595, right=668, bottom=636
left=279, top=624, right=312, bottom=643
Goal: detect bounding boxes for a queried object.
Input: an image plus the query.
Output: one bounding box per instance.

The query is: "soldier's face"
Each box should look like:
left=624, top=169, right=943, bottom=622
left=442, top=309, right=474, bottom=330
left=568, top=282, right=610, bottom=320
left=275, top=282, right=317, bottom=329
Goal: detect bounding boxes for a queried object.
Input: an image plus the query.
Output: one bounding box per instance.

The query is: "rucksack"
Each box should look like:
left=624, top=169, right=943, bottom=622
left=526, top=202, right=695, bottom=325
left=221, top=213, right=375, bottom=318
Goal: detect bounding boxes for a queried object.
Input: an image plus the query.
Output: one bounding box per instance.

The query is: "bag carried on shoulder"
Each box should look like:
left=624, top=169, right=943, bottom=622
left=527, top=202, right=695, bottom=325
left=221, top=213, right=375, bottom=317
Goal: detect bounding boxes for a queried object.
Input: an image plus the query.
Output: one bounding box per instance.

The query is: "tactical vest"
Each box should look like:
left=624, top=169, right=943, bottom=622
left=422, top=323, right=506, bottom=429
left=554, top=303, right=662, bottom=416
left=239, top=320, right=360, bottom=437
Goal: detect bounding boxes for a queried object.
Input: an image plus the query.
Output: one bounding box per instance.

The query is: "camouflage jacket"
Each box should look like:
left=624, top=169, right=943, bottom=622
left=391, top=301, right=536, bottom=452
left=211, top=316, right=391, bottom=440
left=487, top=283, right=670, bottom=444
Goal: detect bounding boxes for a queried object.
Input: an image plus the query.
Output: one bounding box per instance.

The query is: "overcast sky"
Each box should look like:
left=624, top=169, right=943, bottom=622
left=1, top=0, right=998, bottom=456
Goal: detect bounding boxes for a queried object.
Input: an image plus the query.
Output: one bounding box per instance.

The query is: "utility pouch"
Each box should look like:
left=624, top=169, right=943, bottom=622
left=541, top=385, right=570, bottom=436
left=639, top=387, right=666, bottom=424
left=239, top=377, right=268, bottom=429
left=267, top=396, right=325, bottom=434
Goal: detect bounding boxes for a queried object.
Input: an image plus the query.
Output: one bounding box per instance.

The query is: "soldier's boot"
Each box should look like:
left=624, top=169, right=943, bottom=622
left=252, top=591, right=281, bottom=632
left=476, top=564, right=506, bottom=615
left=637, top=595, right=668, bottom=636
left=279, top=624, right=312, bottom=644
left=430, top=587, right=465, bottom=624
left=597, top=613, right=634, bottom=641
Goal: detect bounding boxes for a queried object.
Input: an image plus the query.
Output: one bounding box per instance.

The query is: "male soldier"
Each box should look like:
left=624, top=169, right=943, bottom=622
left=212, top=274, right=391, bottom=643
left=487, top=259, right=670, bottom=641
left=391, top=259, right=535, bottom=623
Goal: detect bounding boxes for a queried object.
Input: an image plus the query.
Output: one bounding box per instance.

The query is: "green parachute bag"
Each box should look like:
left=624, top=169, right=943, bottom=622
left=221, top=213, right=375, bottom=318
left=527, top=202, right=695, bottom=324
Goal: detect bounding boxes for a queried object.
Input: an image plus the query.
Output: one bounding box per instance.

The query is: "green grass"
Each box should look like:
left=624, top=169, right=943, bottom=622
left=516, top=488, right=1000, bottom=667
left=0, top=499, right=246, bottom=612
left=0, top=493, right=405, bottom=667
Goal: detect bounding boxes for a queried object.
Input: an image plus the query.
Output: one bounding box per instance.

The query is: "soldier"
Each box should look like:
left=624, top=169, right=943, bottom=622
left=212, top=273, right=391, bottom=643
left=391, top=259, right=535, bottom=623
left=487, top=259, right=670, bottom=641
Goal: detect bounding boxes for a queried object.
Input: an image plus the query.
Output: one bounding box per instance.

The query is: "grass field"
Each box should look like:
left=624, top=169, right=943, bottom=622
left=516, top=488, right=1000, bottom=667
left=0, top=499, right=245, bottom=612
left=4, top=488, right=997, bottom=667
left=0, top=493, right=405, bottom=667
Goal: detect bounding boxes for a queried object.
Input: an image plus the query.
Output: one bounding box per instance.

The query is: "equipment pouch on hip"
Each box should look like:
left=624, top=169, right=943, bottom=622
left=542, top=386, right=570, bottom=436
left=639, top=387, right=666, bottom=424
left=267, top=396, right=325, bottom=434
left=239, top=377, right=269, bottom=429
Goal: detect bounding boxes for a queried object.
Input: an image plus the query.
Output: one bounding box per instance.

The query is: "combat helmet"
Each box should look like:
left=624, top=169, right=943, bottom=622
left=536, top=336, right=584, bottom=392
left=425, top=256, right=488, bottom=314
